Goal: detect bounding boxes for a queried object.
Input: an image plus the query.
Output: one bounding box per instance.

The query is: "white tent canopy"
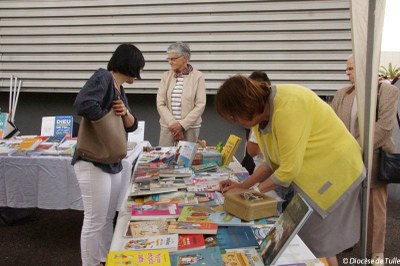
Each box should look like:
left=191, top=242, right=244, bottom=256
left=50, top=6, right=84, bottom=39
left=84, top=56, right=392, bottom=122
left=350, top=0, right=386, bottom=260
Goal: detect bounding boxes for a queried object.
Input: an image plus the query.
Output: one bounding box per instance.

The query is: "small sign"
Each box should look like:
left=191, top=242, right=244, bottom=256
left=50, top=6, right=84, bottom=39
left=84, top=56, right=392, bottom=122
left=128, top=121, right=145, bottom=143
left=41, top=115, right=73, bottom=138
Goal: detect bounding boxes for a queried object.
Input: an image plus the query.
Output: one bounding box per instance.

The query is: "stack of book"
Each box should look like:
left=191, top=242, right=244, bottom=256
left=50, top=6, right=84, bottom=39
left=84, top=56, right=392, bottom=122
left=114, top=146, right=316, bottom=266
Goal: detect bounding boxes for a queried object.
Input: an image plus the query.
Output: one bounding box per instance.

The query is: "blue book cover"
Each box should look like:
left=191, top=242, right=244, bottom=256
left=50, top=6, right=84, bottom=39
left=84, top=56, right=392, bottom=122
left=170, top=246, right=223, bottom=266
left=216, top=226, right=259, bottom=249
left=54, top=116, right=73, bottom=138
left=176, top=141, right=198, bottom=167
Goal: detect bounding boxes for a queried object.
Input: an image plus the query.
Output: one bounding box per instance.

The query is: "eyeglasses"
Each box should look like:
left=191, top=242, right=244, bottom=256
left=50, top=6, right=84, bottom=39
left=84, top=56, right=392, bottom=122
left=346, top=67, right=354, bottom=72
left=166, top=55, right=183, bottom=62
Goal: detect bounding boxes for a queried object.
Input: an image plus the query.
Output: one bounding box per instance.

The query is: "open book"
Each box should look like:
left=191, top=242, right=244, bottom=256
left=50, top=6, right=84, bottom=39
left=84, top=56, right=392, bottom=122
left=259, top=194, right=313, bottom=265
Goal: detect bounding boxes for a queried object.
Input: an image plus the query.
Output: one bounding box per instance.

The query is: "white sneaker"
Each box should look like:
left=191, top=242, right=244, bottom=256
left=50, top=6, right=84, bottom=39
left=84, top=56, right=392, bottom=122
left=371, top=253, right=384, bottom=266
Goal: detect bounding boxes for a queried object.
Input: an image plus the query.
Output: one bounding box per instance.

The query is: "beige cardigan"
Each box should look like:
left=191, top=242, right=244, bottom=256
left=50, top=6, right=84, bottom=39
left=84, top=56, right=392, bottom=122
left=330, top=83, right=399, bottom=186
left=156, top=69, right=206, bottom=130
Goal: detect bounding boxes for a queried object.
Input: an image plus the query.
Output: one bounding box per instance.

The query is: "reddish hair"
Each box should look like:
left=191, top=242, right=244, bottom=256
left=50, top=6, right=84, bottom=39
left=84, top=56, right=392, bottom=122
left=216, top=75, right=271, bottom=123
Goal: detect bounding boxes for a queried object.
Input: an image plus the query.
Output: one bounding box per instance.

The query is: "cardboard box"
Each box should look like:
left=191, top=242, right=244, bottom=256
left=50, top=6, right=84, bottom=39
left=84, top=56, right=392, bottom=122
left=223, top=190, right=278, bottom=221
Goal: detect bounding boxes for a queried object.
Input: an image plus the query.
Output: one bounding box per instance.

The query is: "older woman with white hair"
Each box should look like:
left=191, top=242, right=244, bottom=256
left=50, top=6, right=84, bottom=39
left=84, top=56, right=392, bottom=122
left=156, top=42, right=206, bottom=146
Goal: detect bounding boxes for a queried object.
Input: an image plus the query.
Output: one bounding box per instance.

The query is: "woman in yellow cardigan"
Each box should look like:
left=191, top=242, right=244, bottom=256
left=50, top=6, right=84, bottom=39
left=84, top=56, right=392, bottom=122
left=217, top=75, right=365, bottom=266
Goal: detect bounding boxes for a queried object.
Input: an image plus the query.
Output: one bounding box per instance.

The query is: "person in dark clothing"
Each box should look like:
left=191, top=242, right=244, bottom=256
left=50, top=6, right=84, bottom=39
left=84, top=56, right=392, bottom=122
left=71, top=43, right=145, bottom=266
left=241, top=71, right=271, bottom=174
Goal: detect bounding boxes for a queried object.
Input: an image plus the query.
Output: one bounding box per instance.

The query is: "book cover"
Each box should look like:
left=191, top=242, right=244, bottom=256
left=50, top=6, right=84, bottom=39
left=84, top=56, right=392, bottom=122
left=191, top=162, right=219, bottom=173
left=126, top=220, right=170, bottom=238
left=131, top=203, right=180, bottom=220
left=178, top=205, right=253, bottom=226
left=57, top=139, right=77, bottom=150
left=139, top=153, right=161, bottom=163
left=43, top=134, right=66, bottom=144
left=168, top=221, right=218, bottom=235
left=217, top=226, right=259, bottom=249
left=159, top=167, right=193, bottom=178
left=106, top=250, right=171, bottom=266
left=133, top=169, right=160, bottom=183
left=143, top=191, right=199, bottom=206
left=130, top=187, right=179, bottom=197
left=177, top=234, right=205, bottom=252
left=185, top=173, right=228, bottom=192
left=251, top=224, right=274, bottom=244
left=200, top=149, right=222, bottom=166
left=149, top=179, right=187, bottom=190
left=17, top=137, right=43, bottom=151
left=224, top=248, right=264, bottom=266
left=137, top=161, right=170, bottom=170
left=222, top=251, right=251, bottom=266
left=259, top=194, right=313, bottom=266
left=123, top=234, right=179, bottom=251
left=0, top=113, right=8, bottom=139
left=41, top=115, right=73, bottom=138
left=204, top=234, right=219, bottom=248
left=34, top=142, right=55, bottom=151
left=221, top=134, right=242, bottom=165
left=170, top=246, right=224, bottom=266
left=175, top=141, right=198, bottom=167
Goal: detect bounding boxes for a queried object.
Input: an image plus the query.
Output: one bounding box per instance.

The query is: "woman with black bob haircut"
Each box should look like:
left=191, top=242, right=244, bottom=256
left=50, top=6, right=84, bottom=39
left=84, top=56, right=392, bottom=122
left=72, top=43, right=145, bottom=266
left=107, top=43, right=145, bottom=79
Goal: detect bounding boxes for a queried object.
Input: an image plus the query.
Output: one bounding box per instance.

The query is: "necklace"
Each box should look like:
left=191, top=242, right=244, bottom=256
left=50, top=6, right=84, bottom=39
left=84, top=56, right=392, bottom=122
left=111, top=72, right=121, bottom=90
left=111, top=72, right=122, bottom=99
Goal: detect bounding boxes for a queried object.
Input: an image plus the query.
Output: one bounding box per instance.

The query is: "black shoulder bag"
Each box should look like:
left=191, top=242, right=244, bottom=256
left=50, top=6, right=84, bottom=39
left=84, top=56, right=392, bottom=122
left=376, top=85, right=400, bottom=183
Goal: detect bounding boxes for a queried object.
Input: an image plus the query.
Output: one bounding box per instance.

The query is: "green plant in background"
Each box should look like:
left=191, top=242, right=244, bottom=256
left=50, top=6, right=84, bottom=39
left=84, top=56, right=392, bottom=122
left=216, top=141, right=224, bottom=152
left=379, top=63, right=400, bottom=79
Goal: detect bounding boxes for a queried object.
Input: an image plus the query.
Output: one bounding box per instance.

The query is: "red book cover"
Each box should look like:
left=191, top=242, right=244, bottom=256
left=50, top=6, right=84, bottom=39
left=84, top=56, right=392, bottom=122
left=177, top=234, right=205, bottom=252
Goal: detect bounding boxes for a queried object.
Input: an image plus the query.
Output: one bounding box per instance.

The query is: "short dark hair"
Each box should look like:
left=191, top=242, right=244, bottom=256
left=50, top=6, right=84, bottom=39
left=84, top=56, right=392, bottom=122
left=107, top=44, right=145, bottom=79
left=249, top=71, right=270, bottom=84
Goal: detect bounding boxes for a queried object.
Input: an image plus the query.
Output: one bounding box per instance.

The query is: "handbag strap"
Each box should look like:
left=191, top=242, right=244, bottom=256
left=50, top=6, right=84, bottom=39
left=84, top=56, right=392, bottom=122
left=375, top=83, right=382, bottom=122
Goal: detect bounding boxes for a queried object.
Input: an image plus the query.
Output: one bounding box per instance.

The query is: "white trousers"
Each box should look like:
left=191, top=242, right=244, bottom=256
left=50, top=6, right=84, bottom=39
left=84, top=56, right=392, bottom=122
left=74, top=161, right=122, bottom=266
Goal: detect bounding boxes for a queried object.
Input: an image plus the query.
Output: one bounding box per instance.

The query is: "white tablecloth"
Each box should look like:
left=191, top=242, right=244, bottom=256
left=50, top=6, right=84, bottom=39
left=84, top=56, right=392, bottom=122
left=0, top=141, right=150, bottom=210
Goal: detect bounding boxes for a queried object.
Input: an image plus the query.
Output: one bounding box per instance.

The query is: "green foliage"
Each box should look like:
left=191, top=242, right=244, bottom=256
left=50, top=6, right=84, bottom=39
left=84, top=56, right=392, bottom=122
left=379, top=63, right=400, bottom=79
left=216, top=141, right=223, bottom=152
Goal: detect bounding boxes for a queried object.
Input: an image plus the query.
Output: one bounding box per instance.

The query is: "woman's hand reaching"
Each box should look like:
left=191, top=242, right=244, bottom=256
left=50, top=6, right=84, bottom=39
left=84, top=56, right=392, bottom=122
left=220, top=179, right=246, bottom=193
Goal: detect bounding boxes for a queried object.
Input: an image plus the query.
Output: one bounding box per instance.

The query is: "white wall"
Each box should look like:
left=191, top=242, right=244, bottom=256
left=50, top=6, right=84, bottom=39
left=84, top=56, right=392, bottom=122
left=380, top=51, right=400, bottom=70
left=0, top=0, right=351, bottom=96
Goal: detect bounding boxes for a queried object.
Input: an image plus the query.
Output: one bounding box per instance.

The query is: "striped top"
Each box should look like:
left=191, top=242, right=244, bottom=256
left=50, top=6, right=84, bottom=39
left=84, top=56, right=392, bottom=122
left=171, top=77, right=184, bottom=121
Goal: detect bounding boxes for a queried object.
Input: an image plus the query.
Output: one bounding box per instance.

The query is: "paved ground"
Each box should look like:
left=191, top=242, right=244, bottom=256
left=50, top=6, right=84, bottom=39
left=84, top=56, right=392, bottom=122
left=0, top=198, right=399, bottom=266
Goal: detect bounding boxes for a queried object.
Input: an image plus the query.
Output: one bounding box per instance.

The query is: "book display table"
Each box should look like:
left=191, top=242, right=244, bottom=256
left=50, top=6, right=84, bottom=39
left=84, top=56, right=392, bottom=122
left=109, top=146, right=318, bottom=265
left=0, top=141, right=150, bottom=210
